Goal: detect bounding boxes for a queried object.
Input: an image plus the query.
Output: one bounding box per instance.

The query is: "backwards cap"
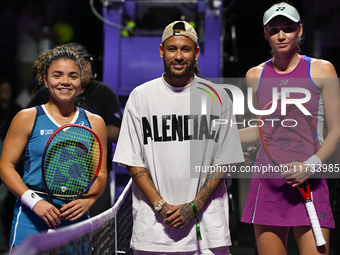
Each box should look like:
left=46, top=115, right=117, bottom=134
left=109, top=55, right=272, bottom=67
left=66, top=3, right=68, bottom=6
left=263, top=3, right=300, bottom=25
left=162, top=21, right=198, bottom=44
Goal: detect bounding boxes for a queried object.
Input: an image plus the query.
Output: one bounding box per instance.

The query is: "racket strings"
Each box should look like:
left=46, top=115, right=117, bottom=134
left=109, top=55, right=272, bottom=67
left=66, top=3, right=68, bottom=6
left=43, top=126, right=101, bottom=199
left=261, top=103, right=316, bottom=165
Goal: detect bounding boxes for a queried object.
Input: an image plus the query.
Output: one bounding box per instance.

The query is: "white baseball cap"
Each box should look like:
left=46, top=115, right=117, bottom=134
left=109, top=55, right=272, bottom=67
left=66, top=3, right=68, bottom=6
left=263, top=3, right=300, bottom=25
left=162, top=21, right=198, bottom=44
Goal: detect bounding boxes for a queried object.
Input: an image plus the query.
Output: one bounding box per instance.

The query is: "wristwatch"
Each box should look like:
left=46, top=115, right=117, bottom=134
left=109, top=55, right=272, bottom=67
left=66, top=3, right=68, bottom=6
left=154, top=199, right=166, bottom=211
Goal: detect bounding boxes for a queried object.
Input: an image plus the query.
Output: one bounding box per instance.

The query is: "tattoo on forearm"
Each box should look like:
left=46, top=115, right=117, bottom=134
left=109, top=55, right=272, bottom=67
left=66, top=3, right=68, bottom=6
left=195, top=177, right=221, bottom=211
left=194, top=199, right=204, bottom=211
left=197, top=179, right=212, bottom=205
left=148, top=178, right=156, bottom=188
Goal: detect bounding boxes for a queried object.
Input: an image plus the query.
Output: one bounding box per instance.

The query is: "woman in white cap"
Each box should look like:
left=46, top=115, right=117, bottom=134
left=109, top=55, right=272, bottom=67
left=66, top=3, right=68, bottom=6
left=239, top=2, right=340, bottom=255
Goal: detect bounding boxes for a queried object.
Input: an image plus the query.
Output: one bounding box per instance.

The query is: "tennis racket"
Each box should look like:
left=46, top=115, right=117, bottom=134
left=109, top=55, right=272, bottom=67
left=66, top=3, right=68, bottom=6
left=259, top=98, right=326, bottom=247
left=41, top=124, right=103, bottom=203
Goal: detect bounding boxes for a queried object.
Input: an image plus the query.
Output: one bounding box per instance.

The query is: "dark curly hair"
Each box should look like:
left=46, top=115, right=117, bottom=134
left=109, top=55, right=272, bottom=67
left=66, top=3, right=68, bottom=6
left=34, top=45, right=85, bottom=85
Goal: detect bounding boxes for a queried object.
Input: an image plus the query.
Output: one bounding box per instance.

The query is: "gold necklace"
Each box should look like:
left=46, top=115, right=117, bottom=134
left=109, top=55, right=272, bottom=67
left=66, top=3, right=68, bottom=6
left=48, top=108, right=74, bottom=123
left=53, top=114, right=73, bottom=123
left=46, top=104, right=75, bottom=123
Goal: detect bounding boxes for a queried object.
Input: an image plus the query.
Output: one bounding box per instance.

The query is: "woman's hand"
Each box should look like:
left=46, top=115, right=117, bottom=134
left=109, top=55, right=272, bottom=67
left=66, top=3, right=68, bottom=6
left=281, top=161, right=313, bottom=187
left=33, top=200, right=61, bottom=228
left=60, top=198, right=92, bottom=221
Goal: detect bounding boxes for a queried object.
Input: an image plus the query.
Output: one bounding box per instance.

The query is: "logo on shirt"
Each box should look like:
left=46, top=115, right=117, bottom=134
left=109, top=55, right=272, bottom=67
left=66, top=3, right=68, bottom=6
left=279, top=80, right=289, bottom=86
left=142, top=114, right=221, bottom=145
left=77, top=121, right=85, bottom=126
left=40, top=129, right=54, bottom=135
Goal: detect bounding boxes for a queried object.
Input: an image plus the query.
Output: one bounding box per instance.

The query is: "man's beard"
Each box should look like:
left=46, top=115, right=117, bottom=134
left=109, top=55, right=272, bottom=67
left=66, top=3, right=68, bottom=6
left=163, top=58, right=195, bottom=79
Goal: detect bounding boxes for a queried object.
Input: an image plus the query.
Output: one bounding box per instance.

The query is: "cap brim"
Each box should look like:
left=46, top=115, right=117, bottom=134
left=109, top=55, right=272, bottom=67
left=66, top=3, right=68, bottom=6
left=264, top=13, right=300, bottom=25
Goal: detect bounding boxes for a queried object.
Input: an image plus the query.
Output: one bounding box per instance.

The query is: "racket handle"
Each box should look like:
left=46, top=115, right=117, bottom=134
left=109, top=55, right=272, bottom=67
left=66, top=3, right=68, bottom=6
left=305, top=201, right=326, bottom=247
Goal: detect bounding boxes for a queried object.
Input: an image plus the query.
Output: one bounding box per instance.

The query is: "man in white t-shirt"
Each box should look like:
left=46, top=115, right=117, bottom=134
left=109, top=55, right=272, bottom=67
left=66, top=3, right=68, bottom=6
left=113, top=20, right=244, bottom=255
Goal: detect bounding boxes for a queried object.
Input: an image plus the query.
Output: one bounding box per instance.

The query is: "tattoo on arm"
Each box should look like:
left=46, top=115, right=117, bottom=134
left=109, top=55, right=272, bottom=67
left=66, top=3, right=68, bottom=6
left=195, top=178, right=212, bottom=211
left=129, top=168, right=159, bottom=193
left=194, top=172, right=223, bottom=211
left=127, top=166, right=163, bottom=211
left=131, top=169, right=148, bottom=180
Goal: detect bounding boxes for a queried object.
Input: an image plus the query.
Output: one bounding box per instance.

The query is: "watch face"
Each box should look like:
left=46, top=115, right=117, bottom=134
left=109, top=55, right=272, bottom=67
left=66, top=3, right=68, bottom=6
left=155, top=202, right=162, bottom=211
left=154, top=199, right=166, bottom=211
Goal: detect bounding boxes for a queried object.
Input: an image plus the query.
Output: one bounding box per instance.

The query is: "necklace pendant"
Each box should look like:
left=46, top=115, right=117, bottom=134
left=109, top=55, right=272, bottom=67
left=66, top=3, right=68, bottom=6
left=65, top=119, right=68, bottom=123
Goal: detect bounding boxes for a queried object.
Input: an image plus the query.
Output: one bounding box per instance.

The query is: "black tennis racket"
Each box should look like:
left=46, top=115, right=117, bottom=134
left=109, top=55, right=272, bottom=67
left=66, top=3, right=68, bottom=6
left=259, top=98, right=326, bottom=247
left=41, top=124, right=103, bottom=203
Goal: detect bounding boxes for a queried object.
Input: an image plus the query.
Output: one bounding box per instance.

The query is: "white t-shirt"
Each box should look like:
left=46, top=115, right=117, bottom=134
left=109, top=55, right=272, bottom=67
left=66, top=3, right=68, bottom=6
left=113, top=75, right=244, bottom=252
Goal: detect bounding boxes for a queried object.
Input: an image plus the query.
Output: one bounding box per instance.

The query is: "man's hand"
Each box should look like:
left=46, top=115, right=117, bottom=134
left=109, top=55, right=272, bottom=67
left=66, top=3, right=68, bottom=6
left=163, top=203, right=195, bottom=230
left=159, top=203, right=176, bottom=219
left=243, top=145, right=258, bottom=166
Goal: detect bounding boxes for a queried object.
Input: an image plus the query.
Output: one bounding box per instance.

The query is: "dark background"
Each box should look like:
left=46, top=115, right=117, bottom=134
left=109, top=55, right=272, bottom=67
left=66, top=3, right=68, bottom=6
left=0, top=0, right=329, bottom=93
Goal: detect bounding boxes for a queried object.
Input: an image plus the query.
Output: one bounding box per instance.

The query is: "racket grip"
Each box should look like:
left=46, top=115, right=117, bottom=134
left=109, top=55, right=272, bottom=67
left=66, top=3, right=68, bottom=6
left=305, top=201, right=326, bottom=247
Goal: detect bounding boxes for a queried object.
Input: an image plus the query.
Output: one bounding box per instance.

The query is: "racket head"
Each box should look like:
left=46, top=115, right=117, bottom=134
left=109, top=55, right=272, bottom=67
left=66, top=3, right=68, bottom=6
left=41, top=124, right=103, bottom=202
left=259, top=98, right=318, bottom=166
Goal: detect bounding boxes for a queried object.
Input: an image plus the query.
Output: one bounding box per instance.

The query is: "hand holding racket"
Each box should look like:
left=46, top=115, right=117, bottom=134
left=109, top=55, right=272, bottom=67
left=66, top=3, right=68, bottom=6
left=42, top=124, right=103, bottom=203
left=259, top=98, right=326, bottom=247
